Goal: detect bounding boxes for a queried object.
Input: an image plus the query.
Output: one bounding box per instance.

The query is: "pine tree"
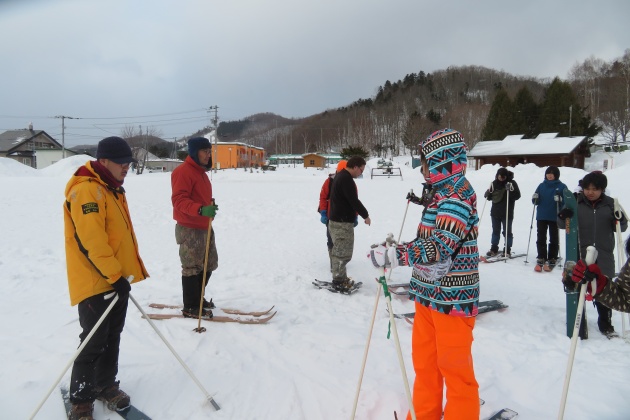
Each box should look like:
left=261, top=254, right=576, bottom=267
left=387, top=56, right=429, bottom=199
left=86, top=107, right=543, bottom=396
left=481, top=89, right=513, bottom=140
left=511, top=87, right=539, bottom=138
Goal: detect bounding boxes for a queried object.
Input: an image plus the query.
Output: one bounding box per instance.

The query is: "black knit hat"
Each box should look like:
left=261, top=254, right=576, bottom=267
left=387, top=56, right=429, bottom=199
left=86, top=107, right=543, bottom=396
left=545, top=166, right=560, bottom=180
left=496, top=167, right=509, bottom=178
left=187, top=137, right=212, bottom=167
left=96, top=136, right=137, bottom=164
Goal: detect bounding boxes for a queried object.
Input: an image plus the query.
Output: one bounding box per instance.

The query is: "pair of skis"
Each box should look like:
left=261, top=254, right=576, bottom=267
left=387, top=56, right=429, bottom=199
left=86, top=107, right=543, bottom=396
left=143, top=303, right=276, bottom=324
left=393, top=399, right=518, bottom=419
left=479, top=253, right=526, bottom=263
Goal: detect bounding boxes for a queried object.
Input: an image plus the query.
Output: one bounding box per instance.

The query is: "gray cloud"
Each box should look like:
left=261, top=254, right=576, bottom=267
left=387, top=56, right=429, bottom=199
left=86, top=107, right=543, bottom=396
left=1, top=0, right=628, bottom=146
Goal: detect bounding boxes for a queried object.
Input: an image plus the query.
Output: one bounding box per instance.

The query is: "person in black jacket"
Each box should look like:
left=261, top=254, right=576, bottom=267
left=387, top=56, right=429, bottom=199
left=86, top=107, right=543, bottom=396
left=483, top=167, right=521, bottom=257
left=328, top=156, right=371, bottom=291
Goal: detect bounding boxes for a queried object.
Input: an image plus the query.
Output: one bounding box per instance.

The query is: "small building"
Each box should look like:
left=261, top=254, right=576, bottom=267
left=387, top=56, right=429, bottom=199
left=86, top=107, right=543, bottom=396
left=302, top=153, right=327, bottom=168
left=467, top=133, right=590, bottom=170
left=210, top=141, right=265, bottom=169
left=268, top=154, right=303, bottom=166
left=0, top=128, right=76, bottom=169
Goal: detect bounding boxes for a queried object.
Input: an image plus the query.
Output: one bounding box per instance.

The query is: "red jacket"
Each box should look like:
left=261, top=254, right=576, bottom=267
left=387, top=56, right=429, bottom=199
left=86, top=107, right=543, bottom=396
left=171, top=156, right=213, bottom=230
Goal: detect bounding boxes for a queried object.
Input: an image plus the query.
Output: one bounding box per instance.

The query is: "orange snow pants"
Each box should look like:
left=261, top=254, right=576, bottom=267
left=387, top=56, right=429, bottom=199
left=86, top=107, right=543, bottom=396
left=407, top=303, right=479, bottom=420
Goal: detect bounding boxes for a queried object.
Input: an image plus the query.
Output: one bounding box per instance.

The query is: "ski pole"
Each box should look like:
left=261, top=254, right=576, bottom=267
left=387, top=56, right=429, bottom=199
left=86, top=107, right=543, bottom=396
left=479, top=181, right=492, bottom=226
left=504, top=183, right=511, bottom=261
left=558, top=246, right=597, bottom=420
left=524, top=201, right=537, bottom=264
left=29, top=287, right=123, bottom=419
left=131, top=293, right=221, bottom=410
left=351, top=194, right=412, bottom=420
left=195, top=216, right=214, bottom=333
left=613, top=198, right=628, bottom=337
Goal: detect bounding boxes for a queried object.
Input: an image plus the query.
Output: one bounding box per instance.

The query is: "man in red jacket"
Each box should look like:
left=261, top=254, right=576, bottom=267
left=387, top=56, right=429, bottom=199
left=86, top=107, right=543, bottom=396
left=171, top=137, right=219, bottom=319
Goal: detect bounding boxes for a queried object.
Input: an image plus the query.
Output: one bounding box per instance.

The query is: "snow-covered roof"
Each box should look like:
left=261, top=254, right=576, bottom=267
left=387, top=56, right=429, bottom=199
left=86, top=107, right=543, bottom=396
left=468, top=133, right=586, bottom=157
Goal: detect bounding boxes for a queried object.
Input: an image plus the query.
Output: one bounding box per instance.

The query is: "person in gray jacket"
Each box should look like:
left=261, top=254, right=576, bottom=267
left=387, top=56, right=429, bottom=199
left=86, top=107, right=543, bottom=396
left=559, top=171, right=628, bottom=336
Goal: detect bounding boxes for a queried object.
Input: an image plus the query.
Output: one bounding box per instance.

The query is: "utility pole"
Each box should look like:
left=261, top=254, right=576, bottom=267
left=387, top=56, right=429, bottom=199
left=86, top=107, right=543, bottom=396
left=207, top=105, right=219, bottom=174
left=54, top=115, right=77, bottom=159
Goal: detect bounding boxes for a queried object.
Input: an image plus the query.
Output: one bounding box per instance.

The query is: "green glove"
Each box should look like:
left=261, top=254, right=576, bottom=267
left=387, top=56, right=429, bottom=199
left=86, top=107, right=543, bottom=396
left=200, top=204, right=218, bottom=218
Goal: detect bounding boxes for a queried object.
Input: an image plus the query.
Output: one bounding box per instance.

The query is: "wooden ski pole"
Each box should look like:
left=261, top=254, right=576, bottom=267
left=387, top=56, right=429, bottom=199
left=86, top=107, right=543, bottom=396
left=29, top=280, right=128, bottom=420
left=194, top=216, right=213, bottom=333
left=558, top=246, right=597, bottom=420
left=350, top=195, right=412, bottom=420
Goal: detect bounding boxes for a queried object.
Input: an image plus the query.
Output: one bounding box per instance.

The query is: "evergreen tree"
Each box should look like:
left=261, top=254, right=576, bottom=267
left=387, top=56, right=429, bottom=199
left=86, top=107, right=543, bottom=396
left=511, top=87, right=539, bottom=138
left=340, top=146, right=369, bottom=160
left=540, top=77, right=600, bottom=137
left=481, top=89, right=514, bottom=140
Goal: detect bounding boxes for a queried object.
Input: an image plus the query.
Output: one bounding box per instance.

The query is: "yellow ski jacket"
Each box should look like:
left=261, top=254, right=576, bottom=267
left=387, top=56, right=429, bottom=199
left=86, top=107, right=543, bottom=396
left=63, top=161, right=148, bottom=305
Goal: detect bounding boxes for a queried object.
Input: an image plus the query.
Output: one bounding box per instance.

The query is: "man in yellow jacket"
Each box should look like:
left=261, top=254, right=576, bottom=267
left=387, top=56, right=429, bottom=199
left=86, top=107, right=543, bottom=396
left=63, top=136, right=149, bottom=420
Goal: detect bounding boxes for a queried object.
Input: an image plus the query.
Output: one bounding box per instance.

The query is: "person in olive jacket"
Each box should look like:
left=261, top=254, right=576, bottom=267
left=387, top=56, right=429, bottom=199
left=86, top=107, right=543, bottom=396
left=483, top=167, right=521, bottom=257
left=63, top=137, right=149, bottom=420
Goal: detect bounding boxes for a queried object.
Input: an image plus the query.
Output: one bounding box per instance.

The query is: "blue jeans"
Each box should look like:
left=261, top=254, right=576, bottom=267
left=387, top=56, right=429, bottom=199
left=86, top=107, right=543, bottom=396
left=491, top=216, right=513, bottom=249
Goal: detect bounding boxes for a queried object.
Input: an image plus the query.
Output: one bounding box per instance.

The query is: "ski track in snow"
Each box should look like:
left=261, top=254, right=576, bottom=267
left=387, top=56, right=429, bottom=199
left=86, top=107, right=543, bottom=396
left=2, top=152, right=630, bottom=419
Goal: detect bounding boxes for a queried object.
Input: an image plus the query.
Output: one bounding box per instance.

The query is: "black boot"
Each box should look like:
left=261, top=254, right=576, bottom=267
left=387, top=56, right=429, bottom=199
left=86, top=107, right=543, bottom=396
left=182, top=275, right=199, bottom=309
left=199, top=271, right=215, bottom=309
left=595, top=301, right=615, bottom=336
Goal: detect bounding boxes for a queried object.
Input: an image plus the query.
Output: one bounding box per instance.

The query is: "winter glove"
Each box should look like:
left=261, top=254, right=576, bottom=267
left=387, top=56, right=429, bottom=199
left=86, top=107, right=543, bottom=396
left=111, top=276, right=131, bottom=298
left=320, top=210, right=328, bottom=224
left=484, top=190, right=492, bottom=200
left=554, top=193, right=562, bottom=202
left=200, top=204, right=218, bottom=218
left=353, top=216, right=358, bottom=227
left=532, top=193, right=539, bottom=204
left=367, top=245, right=398, bottom=269
left=406, top=191, right=422, bottom=205
left=571, top=260, right=607, bottom=297
left=558, top=208, right=574, bottom=220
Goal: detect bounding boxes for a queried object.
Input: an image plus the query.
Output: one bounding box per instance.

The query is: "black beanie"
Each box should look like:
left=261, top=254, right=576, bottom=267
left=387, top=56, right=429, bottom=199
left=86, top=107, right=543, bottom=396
left=496, top=167, right=509, bottom=178
left=545, top=166, right=560, bottom=180
left=96, top=136, right=137, bottom=164
left=187, top=137, right=212, bottom=167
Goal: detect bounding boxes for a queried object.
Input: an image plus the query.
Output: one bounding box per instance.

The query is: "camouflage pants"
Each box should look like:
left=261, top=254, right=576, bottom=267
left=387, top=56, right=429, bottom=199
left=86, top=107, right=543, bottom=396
left=328, top=220, right=354, bottom=281
left=175, top=224, right=218, bottom=277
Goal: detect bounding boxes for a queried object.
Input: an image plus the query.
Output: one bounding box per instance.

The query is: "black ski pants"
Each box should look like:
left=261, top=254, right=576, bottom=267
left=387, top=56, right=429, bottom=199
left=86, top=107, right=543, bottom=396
left=536, top=220, right=559, bottom=260
left=70, top=292, right=128, bottom=403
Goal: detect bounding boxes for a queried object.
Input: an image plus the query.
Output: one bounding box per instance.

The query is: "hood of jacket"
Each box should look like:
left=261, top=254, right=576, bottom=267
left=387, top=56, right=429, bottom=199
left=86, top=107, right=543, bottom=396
left=420, top=128, right=468, bottom=187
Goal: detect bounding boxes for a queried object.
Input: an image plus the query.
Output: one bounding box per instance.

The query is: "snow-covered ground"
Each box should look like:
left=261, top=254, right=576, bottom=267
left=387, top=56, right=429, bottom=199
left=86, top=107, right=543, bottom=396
left=2, top=149, right=630, bottom=419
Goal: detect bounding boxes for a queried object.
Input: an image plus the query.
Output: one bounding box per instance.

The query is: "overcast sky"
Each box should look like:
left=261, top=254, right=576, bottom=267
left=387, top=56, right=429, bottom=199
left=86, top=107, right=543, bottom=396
left=1, top=0, right=628, bottom=147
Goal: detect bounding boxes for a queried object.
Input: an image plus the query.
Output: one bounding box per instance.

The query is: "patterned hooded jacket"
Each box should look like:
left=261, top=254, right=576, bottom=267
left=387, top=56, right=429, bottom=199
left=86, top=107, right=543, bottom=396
left=394, top=129, right=480, bottom=317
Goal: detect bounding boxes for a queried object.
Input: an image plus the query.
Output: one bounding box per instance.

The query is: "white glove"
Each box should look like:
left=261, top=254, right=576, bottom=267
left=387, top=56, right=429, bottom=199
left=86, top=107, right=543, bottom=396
left=532, top=193, right=539, bottom=200
left=554, top=193, right=561, bottom=202
left=368, top=245, right=398, bottom=268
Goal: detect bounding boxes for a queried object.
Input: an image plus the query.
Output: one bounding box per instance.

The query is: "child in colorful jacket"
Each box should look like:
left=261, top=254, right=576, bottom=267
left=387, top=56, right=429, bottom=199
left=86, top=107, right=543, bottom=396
left=370, top=128, right=480, bottom=419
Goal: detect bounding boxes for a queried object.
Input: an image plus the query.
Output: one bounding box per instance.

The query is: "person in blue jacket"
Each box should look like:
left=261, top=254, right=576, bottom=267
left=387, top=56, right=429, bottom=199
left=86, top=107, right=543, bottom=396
left=532, top=166, right=567, bottom=271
